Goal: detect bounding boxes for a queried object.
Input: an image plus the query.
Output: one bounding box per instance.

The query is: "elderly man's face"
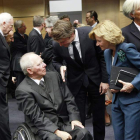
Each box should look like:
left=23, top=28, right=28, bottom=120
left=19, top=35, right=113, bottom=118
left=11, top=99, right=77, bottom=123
left=18, top=23, right=26, bottom=34
left=3, top=18, right=14, bottom=35
left=30, top=55, right=46, bottom=80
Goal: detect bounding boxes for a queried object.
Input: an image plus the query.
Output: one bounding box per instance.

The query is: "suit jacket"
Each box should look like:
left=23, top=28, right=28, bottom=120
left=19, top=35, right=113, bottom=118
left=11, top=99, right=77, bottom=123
left=27, top=29, right=46, bottom=55
left=52, top=26, right=108, bottom=96
left=0, top=33, right=10, bottom=86
left=15, top=72, right=80, bottom=135
left=10, top=31, right=28, bottom=72
left=122, top=22, right=140, bottom=52
left=104, top=43, right=140, bottom=105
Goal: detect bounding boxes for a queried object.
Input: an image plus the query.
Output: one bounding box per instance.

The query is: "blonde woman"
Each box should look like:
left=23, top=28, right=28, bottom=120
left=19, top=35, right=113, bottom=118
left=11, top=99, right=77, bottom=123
left=89, top=20, right=140, bottom=140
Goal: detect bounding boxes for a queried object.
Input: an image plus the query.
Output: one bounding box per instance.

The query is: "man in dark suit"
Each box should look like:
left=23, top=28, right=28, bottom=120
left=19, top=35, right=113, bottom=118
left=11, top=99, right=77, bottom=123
left=0, top=12, right=13, bottom=140
left=27, top=15, right=46, bottom=55
left=10, top=20, right=28, bottom=87
left=16, top=52, right=93, bottom=140
left=52, top=20, right=108, bottom=140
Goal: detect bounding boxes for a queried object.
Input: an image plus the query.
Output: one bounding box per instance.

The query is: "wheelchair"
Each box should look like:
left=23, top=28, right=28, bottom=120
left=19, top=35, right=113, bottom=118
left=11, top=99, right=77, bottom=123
left=12, top=123, right=38, bottom=140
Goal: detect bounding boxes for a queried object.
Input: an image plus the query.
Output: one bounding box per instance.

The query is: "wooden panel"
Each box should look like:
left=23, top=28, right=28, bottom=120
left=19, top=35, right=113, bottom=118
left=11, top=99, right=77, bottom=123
left=120, top=0, right=125, bottom=11
left=0, top=0, right=4, bottom=13
left=3, top=0, right=44, bottom=17
left=82, top=0, right=120, bottom=26
left=119, top=12, right=131, bottom=28
left=13, top=17, right=46, bottom=38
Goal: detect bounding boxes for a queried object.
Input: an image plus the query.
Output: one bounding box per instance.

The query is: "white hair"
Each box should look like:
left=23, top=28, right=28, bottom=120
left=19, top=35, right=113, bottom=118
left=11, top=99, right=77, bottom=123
left=20, top=52, right=36, bottom=75
left=0, top=13, right=13, bottom=25
left=45, top=16, right=59, bottom=27
left=123, top=0, right=140, bottom=20
left=14, top=20, right=23, bottom=31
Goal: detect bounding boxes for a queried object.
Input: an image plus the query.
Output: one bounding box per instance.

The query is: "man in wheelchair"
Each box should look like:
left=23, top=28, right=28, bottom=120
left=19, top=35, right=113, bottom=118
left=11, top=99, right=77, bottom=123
left=15, top=52, right=92, bottom=140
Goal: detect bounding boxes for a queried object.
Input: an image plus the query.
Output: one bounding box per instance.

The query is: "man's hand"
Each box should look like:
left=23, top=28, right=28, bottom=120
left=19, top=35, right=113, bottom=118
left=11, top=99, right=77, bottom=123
left=99, top=82, right=109, bottom=95
left=118, top=80, right=134, bottom=93
left=71, top=120, right=84, bottom=130
left=12, top=77, right=16, bottom=84
left=60, top=66, right=67, bottom=82
left=55, top=130, right=72, bottom=140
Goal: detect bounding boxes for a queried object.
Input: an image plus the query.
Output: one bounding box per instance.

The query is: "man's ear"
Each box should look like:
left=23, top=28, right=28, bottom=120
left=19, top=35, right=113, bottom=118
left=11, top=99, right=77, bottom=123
left=130, top=12, right=135, bottom=19
left=2, top=21, right=6, bottom=27
left=27, top=68, right=33, bottom=75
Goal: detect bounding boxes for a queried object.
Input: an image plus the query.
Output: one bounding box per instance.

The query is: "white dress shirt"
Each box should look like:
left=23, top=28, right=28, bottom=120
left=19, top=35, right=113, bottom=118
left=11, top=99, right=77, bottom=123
left=30, top=77, right=44, bottom=85
left=68, top=29, right=82, bottom=60
left=134, top=22, right=140, bottom=32
left=0, top=29, right=4, bottom=36
left=33, top=27, right=42, bottom=35
left=92, top=22, right=98, bottom=28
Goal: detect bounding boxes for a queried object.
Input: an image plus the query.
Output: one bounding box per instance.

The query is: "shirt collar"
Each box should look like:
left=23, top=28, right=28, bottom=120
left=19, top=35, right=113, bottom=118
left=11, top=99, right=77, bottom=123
left=33, top=27, right=41, bottom=35
left=73, top=29, right=79, bottom=42
left=134, top=22, right=140, bottom=32
left=30, top=77, right=44, bottom=85
left=92, top=22, right=97, bottom=28
left=0, top=29, right=4, bottom=36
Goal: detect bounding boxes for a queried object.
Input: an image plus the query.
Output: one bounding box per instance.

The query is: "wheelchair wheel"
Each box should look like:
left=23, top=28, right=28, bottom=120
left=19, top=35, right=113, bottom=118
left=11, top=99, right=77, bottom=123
left=12, top=123, right=35, bottom=140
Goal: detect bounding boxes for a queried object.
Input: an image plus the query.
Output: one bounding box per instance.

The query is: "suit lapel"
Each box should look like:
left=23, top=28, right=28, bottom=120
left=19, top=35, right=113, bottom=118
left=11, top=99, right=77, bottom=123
left=130, top=22, right=140, bottom=40
left=62, top=45, right=82, bottom=67
left=77, top=29, right=85, bottom=64
left=0, top=33, right=10, bottom=54
left=113, top=45, right=120, bottom=66
left=44, top=75, right=54, bottom=104
left=16, top=32, right=27, bottom=44
left=33, top=29, right=46, bottom=46
left=105, top=49, right=112, bottom=74
left=26, top=76, right=50, bottom=100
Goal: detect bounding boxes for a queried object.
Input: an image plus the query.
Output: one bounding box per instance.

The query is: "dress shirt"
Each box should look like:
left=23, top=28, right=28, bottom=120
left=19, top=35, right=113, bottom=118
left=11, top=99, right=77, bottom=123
left=33, top=27, right=42, bottom=35
left=0, top=29, right=4, bottom=36
left=134, top=22, right=140, bottom=32
left=92, top=22, right=97, bottom=28
left=68, top=29, right=82, bottom=59
left=30, top=77, right=44, bottom=85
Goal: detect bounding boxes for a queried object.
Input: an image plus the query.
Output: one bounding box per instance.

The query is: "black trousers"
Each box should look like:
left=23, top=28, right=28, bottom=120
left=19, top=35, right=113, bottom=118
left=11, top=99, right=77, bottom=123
left=0, top=84, right=11, bottom=140
left=75, top=79, right=105, bottom=140
left=36, top=122, right=93, bottom=140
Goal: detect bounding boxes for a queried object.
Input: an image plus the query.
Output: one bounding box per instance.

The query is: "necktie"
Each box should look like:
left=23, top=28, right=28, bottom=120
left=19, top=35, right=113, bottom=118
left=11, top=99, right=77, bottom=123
left=72, top=42, right=82, bottom=65
left=39, top=80, right=45, bottom=89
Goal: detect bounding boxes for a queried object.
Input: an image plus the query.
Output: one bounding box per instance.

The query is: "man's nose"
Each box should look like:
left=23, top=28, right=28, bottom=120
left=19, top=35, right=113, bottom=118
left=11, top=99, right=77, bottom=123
left=43, top=62, right=46, bottom=67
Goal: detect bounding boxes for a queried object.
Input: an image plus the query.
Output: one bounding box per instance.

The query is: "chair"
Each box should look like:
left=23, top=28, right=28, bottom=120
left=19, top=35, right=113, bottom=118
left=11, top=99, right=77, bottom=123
left=12, top=123, right=35, bottom=140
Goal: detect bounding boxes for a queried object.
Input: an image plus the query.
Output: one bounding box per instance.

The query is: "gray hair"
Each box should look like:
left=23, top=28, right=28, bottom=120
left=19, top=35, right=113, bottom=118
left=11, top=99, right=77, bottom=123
left=123, top=0, right=140, bottom=20
left=14, top=20, right=23, bottom=31
left=0, top=13, right=13, bottom=25
left=45, top=16, right=59, bottom=27
left=20, top=52, right=35, bottom=75
left=33, top=15, right=44, bottom=27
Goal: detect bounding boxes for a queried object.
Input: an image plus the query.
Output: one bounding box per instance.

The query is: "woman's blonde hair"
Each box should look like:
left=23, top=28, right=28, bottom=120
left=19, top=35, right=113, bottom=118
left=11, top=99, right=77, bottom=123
left=89, top=20, right=124, bottom=45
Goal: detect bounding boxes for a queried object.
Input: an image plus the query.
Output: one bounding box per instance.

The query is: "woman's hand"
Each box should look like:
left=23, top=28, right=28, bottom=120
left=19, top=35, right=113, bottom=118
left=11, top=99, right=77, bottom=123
left=110, top=89, right=120, bottom=93
left=118, top=80, right=134, bottom=93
